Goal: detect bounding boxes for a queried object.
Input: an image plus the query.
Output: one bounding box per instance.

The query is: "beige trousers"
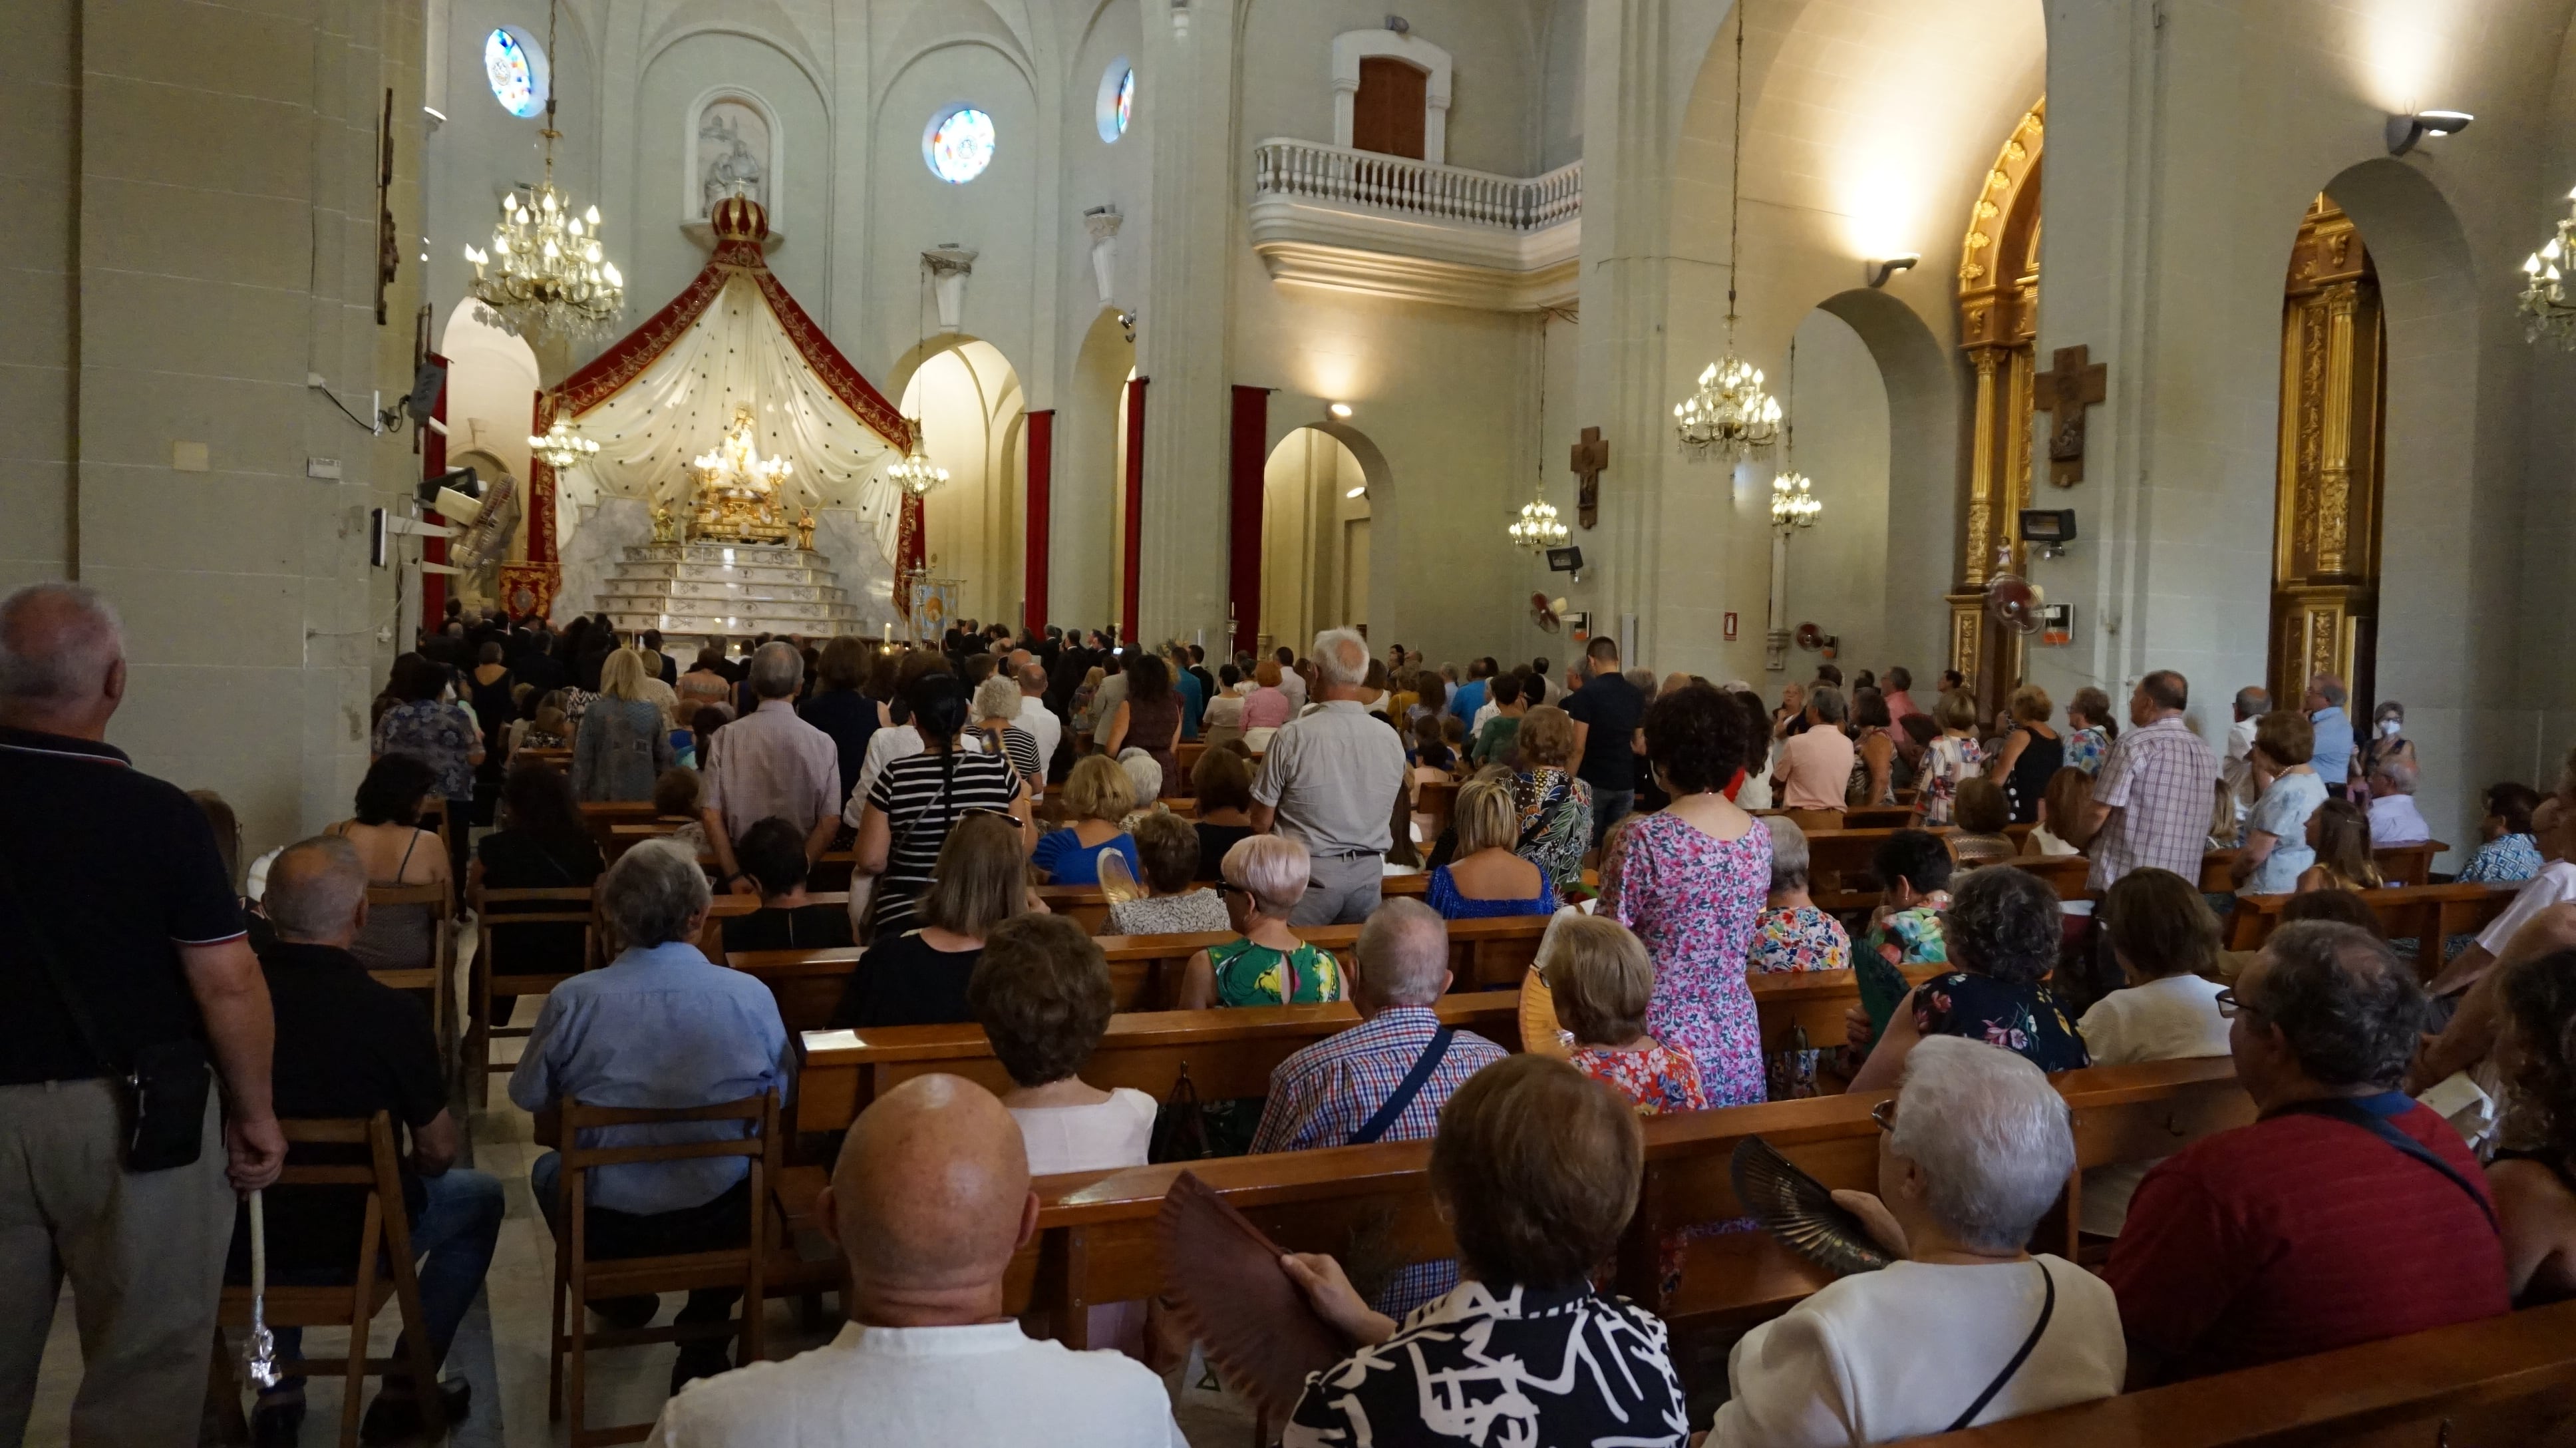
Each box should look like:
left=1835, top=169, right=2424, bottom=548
left=0, top=1078, right=232, bottom=1448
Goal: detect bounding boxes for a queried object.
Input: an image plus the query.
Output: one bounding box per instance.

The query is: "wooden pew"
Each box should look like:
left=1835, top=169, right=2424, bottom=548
left=2003, top=852, right=2095, bottom=900
left=1414, top=779, right=1458, bottom=844
left=1035, top=870, right=1430, bottom=935
left=1748, top=966, right=1937, bottom=1057
left=790, top=990, right=1524, bottom=1131
left=1842, top=805, right=1913, bottom=830
left=1802, top=826, right=1955, bottom=894
left=1623, top=1057, right=2251, bottom=1330
left=2203, top=841, right=2451, bottom=893
left=1912, top=1296, right=2576, bottom=1446
left=1001, top=1058, right=2249, bottom=1348
left=2225, top=882, right=2522, bottom=978
left=697, top=892, right=852, bottom=964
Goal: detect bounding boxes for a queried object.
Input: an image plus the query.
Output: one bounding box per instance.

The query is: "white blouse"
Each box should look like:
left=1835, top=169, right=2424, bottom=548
left=1712, top=1256, right=2122, bottom=1447
left=1009, top=1088, right=1158, bottom=1176
left=2075, top=973, right=2232, bottom=1236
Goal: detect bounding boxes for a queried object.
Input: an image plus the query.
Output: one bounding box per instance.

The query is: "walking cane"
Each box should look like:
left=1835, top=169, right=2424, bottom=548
left=243, top=1188, right=281, bottom=1390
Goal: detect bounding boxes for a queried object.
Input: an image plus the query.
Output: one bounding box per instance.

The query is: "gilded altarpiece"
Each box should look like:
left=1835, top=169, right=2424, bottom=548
left=1950, top=100, right=2044, bottom=715
left=2269, top=196, right=2386, bottom=713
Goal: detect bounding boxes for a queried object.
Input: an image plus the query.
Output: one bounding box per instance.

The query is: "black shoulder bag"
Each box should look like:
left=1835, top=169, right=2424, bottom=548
left=1946, top=1260, right=2057, bottom=1432
left=1347, top=1027, right=1456, bottom=1146
left=2, top=868, right=212, bottom=1172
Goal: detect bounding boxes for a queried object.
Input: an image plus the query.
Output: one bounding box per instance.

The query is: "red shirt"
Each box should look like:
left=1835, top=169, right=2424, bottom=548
left=2104, top=1094, right=2509, bottom=1383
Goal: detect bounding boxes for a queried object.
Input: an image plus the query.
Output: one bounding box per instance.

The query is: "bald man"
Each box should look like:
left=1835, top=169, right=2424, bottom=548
left=0, top=582, right=285, bottom=1446
left=645, top=1075, right=1180, bottom=1447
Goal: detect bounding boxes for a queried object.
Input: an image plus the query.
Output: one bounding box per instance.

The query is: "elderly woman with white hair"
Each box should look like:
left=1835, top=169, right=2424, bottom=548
left=1711, top=1037, right=2124, bottom=1445
left=1749, top=814, right=1851, bottom=973
left=969, top=671, right=1043, bottom=785
left=1178, top=834, right=1345, bottom=1009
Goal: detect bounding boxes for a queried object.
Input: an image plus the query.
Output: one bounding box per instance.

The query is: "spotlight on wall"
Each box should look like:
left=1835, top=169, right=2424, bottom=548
left=2386, top=110, right=2473, bottom=156
left=1346, top=485, right=1367, bottom=499
left=1329, top=402, right=1354, bottom=419
left=1864, top=254, right=1921, bottom=289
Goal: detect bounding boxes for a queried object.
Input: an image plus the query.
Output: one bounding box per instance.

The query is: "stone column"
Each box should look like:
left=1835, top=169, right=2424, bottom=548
left=60, top=0, right=424, bottom=851
left=1132, top=0, right=1236, bottom=643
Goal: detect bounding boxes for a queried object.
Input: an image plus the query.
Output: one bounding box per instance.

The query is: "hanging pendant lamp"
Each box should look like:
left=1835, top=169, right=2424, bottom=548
left=1675, top=0, right=1781, bottom=460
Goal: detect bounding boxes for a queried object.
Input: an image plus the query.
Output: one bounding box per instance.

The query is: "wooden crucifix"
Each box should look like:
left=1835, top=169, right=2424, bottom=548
left=2034, top=345, right=2108, bottom=486
left=1570, top=426, right=1609, bottom=528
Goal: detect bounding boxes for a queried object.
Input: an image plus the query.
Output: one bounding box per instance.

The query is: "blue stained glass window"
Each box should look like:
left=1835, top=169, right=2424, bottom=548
left=484, top=28, right=547, bottom=118
left=925, top=107, right=997, bottom=184
left=1114, top=68, right=1134, bottom=138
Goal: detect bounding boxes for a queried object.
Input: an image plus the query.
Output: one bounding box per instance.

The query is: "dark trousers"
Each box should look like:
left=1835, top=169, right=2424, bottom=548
left=530, top=1157, right=748, bottom=1366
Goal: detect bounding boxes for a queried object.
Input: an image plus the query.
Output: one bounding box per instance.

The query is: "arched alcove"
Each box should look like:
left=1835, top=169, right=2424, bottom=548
left=1818, top=285, right=1964, bottom=684
left=895, top=337, right=1027, bottom=628
left=1258, top=426, right=1377, bottom=653
left=438, top=300, right=542, bottom=564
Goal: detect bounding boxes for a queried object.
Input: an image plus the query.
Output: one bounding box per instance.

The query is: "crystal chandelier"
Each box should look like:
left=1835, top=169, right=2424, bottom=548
left=1770, top=338, right=1820, bottom=530
left=2519, top=186, right=2576, bottom=347
left=1770, top=471, right=1819, bottom=529
left=1675, top=0, right=1780, bottom=460
left=463, top=0, right=623, bottom=343
left=1508, top=496, right=1568, bottom=550
left=889, top=421, right=949, bottom=497
left=529, top=411, right=598, bottom=469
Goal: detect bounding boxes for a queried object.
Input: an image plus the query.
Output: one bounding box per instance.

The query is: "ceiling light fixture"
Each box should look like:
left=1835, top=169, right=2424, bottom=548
left=2519, top=185, right=2576, bottom=347
left=463, top=0, right=624, bottom=342
left=1674, top=0, right=1780, bottom=462
left=2386, top=109, right=2473, bottom=156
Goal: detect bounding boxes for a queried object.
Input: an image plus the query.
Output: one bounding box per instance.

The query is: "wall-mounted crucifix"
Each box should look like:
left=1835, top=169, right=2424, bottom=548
left=1570, top=426, right=1609, bottom=528
left=2034, top=345, right=2108, bottom=486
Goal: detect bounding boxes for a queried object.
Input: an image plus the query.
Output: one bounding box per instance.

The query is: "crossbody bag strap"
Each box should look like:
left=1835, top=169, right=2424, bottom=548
left=1347, top=1027, right=1456, bottom=1147
left=2271, top=1097, right=2500, bottom=1234
left=1946, top=1261, right=2056, bottom=1432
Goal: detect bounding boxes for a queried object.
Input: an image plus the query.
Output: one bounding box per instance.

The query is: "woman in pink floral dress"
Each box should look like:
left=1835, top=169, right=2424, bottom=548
left=1601, top=685, right=1770, bottom=1107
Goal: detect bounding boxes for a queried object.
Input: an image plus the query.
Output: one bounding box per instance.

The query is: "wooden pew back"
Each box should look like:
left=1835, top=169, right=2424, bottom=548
left=1912, top=1296, right=2576, bottom=1447
left=2225, top=881, right=2521, bottom=978
left=1035, top=870, right=1432, bottom=936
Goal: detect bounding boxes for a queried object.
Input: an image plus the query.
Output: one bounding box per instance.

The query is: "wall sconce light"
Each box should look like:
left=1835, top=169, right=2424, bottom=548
left=2386, top=110, right=2473, bottom=156
left=1865, top=254, right=1921, bottom=289
left=1329, top=402, right=1353, bottom=419
left=1346, top=484, right=1367, bottom=498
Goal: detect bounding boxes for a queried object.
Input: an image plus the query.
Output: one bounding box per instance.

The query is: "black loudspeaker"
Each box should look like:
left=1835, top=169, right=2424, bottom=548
left=415, top=465, right=479, bottom=511
left=403, top=361, right=447, bottom=422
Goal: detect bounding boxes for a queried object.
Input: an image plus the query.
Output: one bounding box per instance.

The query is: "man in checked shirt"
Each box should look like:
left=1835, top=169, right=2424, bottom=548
left=1249, top=899, right=1506, bottom=1315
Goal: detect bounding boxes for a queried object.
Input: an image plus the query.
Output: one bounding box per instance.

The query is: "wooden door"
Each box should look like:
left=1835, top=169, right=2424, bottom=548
left=1352, top=58, right=1427, bottom=159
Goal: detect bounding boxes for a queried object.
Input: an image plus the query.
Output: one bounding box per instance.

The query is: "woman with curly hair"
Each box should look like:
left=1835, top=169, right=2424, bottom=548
left=1847, top=863, right=2089, bottom=1091
left=1599, top=683, right=1770, bottom=1106
left=2493, top=947, right=2576, bottom=1305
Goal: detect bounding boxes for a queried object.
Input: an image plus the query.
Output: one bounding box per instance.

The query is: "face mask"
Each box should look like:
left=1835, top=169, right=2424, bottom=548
left=2380, top=719, right=2402, bottom=737
left=441, top=683, right=457, bottom=703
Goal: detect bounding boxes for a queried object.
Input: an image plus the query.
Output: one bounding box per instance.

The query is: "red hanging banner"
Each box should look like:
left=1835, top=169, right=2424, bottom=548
left=1122, top=377, right=1147, bottom=644
left=1025, top=409, right=1054, bottom=635
left=1228, top=386, right=1269, bottom=658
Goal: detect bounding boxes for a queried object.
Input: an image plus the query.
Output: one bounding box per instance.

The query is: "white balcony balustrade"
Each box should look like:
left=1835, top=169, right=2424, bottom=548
left=1247, top=139, right=1581, bottom=311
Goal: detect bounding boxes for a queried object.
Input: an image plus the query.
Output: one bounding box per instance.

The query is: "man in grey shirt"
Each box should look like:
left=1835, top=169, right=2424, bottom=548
left=1251, top=629, right=1407, bottom=924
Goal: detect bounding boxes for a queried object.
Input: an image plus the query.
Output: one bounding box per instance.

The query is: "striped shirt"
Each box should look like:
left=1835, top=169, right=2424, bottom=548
left=973, top=722, right=1043, bottom=785
left=864, top=749, right=1022, bottom=937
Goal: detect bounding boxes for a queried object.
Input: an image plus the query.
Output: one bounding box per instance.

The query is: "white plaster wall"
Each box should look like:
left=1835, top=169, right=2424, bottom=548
left=1776, top=307, right=1893, bottom=678
left=868, top=46, right=1041, bottom=397
left=1237, top=0, right=1550, bottom=176
left=632, top=32, right=834, bottom=306
left=0, top=1, right=75, bottom=596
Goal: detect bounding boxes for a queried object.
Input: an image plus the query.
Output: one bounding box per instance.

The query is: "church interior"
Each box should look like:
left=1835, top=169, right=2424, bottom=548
left=13, top=0, right=2576, bottom=1443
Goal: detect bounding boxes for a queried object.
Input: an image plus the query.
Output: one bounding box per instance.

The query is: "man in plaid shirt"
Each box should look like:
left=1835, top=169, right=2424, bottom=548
left=1250, top=898, right=1504, bottom=1314
left=2084, top=671, right=2221, bottom=892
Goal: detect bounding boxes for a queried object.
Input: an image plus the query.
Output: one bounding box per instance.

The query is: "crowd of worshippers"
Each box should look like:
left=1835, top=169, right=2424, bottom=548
left=13, top=576, right=2576, bottom=1447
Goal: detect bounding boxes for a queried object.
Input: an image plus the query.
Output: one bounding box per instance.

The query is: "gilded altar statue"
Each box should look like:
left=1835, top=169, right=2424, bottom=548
left=688, top=403, right=797, bottom=544
left=794, top=507, right=816, bottom=550
left=651, top=500, right=677, bottom=543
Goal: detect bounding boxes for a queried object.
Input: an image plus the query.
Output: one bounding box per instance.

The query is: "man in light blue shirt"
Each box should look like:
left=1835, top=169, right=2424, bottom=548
left=2304, top=673, right=2355, bottom=801
left=512, top=839, right=789, bottom=1389
left=1169, top=644, right=1204, bottom=740
left=1446, top=658, right=1491, bottom=731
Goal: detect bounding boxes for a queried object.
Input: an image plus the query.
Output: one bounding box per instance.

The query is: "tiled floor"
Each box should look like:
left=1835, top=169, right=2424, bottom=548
left=25, top=928, right=1260, bottom=1446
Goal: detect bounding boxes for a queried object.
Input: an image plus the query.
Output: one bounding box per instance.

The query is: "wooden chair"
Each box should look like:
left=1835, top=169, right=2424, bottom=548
left=468, top=885, right=597, bottom=1106
left=725, top=946, right=865, bottom=1033
left=550, top=1093, right=774, bottom=1448
left=699, top=893, right=853, bottom=960
left=213, top=1114, right=444, bottom=1448
left=362, top=882, right=453, bottom=1067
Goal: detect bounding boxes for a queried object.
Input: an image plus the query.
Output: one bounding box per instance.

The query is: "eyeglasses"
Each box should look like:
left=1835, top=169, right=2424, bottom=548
left=2215, top=987, right=2247, bottom=1020
left=1869, top=1097, right=1899, bottom=1132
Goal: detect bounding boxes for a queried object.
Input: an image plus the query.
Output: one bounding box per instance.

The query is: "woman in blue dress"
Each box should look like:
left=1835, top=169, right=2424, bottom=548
left=1426, top=777, right=1558, bottom=918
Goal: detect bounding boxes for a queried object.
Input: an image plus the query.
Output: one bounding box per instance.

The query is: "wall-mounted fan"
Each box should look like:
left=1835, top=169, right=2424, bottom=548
left=1794, top=622, right=1827, bottom=652
left=1530, top=592, right=1565, bottom=633
left=1985, top=573, right=2046, bottom=635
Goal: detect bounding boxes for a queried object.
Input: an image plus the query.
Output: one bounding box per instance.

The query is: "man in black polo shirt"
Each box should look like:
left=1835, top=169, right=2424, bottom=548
left=0, top=582, right=285, bottom=1445
left=1563, top=635, right=1646, bottom=844
left=242, top=836, right=502, bottom=1443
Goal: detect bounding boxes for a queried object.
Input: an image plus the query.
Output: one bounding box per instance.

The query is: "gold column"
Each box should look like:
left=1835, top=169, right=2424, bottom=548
left=2267, top=196, right=2384, bottom=709
left=1964, top=348, right=2000, bottom=587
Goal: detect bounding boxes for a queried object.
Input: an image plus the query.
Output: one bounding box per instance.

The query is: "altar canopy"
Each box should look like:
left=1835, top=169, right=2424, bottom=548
left=534, top=196, right=921, bottom=592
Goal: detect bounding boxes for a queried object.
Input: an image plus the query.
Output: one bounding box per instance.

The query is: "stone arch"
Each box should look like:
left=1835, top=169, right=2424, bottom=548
left=1256, top=423, right=1387, bottom=652
left=1816, top=285, right=1965, bottom=683
left=893, top=335, right=1027, bottom=626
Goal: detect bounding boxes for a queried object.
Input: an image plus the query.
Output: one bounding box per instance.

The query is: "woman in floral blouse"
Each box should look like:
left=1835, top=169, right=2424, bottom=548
left=1848, top=864, right=2088, bottom=1092
left=1850, top=829, right=1956, bottom=1051
left=371, top=653, right=483, bottom=881
left=1913, top=689, right=1987, bottom=826
left=1510, top=706, right=1595, bottom=893
left=1749, top=816, right=1850, bottom=974
left=2062, top=686, right=2119, bottom=777
left=2460, top=782, right=2547, bottom=884
left=1547, top=915, right=1710, bottom=1114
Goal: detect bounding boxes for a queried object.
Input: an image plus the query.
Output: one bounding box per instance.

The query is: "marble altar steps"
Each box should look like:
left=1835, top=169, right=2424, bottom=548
left=595, top=541, right=863, bottom=637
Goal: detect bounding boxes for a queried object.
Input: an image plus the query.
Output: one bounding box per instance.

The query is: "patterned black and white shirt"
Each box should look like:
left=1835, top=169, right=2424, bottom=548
left=1284, top=1280, right=1690, bottom=1447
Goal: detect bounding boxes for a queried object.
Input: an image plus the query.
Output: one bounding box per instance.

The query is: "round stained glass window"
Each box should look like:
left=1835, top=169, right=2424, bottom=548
left=483, top=27, right=548, bottom=118
left=924, top=107, right=997, bottom=184
left=1097, top=62, right=1135, bottom=142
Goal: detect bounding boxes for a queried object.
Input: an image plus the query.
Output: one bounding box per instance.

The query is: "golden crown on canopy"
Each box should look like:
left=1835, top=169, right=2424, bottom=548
left=709, top=194, right=770, bottom=245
